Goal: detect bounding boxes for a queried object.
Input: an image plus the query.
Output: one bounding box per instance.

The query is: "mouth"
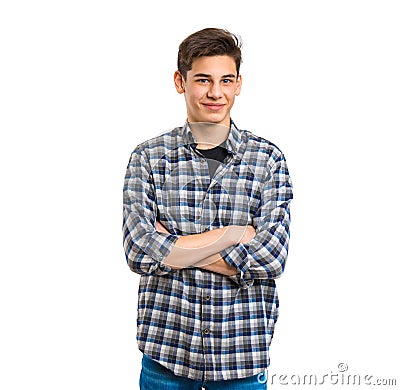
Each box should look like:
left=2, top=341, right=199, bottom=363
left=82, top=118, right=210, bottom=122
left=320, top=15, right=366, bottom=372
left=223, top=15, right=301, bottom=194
left=202, top=103, right=225, bottom=111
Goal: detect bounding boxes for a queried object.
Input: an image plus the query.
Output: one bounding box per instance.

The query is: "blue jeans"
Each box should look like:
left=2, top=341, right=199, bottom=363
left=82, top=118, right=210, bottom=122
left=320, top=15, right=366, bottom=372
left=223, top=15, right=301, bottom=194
left=139, top=354, right=267, bottom=390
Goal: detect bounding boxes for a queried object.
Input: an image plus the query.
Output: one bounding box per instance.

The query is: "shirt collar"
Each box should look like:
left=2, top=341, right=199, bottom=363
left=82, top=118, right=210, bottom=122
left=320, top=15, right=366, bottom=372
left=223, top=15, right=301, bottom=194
left=181, top=120, right=242, bottom=155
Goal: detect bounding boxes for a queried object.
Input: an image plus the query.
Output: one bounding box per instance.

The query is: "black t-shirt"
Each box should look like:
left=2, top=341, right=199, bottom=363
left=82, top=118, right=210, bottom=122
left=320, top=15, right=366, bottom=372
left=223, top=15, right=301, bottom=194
left=196, top=142, right=229, bottom=179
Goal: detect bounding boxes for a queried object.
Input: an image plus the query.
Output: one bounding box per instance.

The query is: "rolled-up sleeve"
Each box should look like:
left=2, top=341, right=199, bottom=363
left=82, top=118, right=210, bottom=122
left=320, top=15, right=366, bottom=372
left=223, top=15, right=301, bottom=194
left=122, top=146, right=178, bottom=276
left=220, top=153, right=293, bottom=288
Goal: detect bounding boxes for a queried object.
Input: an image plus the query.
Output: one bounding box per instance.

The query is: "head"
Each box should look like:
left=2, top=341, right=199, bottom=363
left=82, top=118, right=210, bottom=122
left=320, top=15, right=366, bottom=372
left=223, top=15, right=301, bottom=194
left=174, top=28, right=243, bottom=127
left=177, top=28, right=242, bottom=81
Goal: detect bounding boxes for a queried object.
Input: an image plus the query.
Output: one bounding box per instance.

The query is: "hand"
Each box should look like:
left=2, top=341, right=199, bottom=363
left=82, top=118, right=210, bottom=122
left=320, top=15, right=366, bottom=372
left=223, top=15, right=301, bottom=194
left=238, top=225, right=256, bottom=244
left=228, top=225, right=256, bottom=245
left=199, top=257, right=238, bottom=276
left=155, top=221, right=181, bottom=269
left=155, top=220, right=171, bottom=234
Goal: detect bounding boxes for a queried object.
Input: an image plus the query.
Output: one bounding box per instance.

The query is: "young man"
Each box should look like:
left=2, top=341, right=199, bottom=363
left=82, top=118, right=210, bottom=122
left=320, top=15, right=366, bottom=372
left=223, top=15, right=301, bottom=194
left=123, top=28, right=293, bottom=389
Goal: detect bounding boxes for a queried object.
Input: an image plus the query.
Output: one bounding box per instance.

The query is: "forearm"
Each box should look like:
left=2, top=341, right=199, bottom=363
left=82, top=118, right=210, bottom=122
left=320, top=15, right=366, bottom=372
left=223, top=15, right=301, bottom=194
left=163, top=226, right=236, bottom=268
left=157, top=221, right=255, bottom=271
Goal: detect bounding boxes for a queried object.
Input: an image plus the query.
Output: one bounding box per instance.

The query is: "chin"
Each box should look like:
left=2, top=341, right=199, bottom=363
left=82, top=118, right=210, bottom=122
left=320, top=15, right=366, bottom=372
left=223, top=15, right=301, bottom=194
left=201, top=114, right=229, bottom=125
left=189, top=109, right=230, bottom=125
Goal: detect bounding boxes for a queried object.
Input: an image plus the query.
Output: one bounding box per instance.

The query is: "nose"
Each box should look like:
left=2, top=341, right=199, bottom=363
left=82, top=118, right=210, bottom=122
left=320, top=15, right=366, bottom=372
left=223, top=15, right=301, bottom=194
left=207, top=82, right=223, bottom=99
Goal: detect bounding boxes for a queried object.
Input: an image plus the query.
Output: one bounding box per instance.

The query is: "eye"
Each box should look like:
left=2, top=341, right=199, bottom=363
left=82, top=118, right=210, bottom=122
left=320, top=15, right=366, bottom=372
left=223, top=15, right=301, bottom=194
left=222, top=79, right=234, bottom=84
left=196, top=79, right=209, bottom=84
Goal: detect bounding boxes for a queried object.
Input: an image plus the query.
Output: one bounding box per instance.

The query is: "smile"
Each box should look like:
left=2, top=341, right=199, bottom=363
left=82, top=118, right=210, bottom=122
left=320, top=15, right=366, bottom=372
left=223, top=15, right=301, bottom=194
left=202, top=103, right=225, bottom=111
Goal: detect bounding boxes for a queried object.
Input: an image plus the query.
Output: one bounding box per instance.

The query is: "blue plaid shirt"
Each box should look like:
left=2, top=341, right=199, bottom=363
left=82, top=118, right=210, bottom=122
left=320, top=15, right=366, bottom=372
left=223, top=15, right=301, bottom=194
left=123, top=121, right=293, bottom=381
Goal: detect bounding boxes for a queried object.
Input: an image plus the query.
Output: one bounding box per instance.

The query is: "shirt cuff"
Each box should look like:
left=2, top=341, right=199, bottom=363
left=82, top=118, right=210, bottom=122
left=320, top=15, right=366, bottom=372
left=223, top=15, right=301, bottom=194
left=220, top=244, right=254, bottom=289
left=142, top=231, right=179, bottom=264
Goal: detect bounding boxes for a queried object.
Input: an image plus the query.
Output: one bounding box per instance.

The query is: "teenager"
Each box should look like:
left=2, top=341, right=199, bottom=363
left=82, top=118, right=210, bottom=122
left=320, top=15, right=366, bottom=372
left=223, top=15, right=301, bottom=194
left=123, top=27, right=293, bottom=389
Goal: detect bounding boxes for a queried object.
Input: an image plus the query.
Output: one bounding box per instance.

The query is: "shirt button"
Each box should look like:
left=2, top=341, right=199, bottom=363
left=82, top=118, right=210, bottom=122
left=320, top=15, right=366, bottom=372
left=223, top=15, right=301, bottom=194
left=203, top=328, right=210, bottom=335
left=204, top=295, right=211, bottom=301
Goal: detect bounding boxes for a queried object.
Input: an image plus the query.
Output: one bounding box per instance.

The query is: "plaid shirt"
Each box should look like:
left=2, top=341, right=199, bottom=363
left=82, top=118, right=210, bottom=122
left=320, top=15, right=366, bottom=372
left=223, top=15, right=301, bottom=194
left=122, top=121, right=293, bottom=381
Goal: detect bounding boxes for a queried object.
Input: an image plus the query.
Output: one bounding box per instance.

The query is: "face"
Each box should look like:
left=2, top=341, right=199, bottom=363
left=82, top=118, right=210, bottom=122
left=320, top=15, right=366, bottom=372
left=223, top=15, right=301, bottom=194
left=174, top=55, right=242, bottom=127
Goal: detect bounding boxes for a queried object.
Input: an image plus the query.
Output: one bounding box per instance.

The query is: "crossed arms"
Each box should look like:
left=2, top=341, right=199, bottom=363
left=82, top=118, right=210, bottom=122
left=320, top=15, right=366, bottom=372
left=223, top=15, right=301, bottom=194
left=123, top=145, right=292, bottom=286
left=155, top=221, right=256, bottom=276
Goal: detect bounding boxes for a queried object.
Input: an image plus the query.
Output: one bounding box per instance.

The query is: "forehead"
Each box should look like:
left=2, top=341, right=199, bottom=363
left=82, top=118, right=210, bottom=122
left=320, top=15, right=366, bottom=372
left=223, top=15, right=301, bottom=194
left=188, top=55, right=237, bottom=77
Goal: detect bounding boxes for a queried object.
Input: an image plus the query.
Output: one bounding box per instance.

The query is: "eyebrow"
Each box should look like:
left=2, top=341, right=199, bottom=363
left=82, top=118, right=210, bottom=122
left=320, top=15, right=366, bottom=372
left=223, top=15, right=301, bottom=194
left=193, top=73, right=237, bottom=79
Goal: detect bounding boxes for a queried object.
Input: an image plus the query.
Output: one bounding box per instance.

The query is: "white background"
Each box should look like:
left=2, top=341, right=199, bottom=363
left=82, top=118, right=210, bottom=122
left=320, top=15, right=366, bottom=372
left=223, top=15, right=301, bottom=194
left=1, top=1, right=399, bottom=389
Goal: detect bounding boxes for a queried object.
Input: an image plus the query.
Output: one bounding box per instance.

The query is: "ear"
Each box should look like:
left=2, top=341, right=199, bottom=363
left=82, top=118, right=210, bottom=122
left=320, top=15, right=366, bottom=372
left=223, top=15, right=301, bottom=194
left=235, top=74, right=242, bottom=96
left=174, top=71, right=185, bottom=94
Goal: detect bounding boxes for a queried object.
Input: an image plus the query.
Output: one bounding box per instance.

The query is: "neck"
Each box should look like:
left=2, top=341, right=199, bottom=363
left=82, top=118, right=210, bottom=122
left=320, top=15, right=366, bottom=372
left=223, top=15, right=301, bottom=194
left=188, top=122, right=230, bottom=150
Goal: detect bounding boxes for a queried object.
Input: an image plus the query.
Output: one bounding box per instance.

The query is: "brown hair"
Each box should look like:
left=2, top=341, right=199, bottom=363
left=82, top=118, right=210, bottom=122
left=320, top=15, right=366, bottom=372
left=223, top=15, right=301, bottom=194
left=177, top=28, right=242, bottom=80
